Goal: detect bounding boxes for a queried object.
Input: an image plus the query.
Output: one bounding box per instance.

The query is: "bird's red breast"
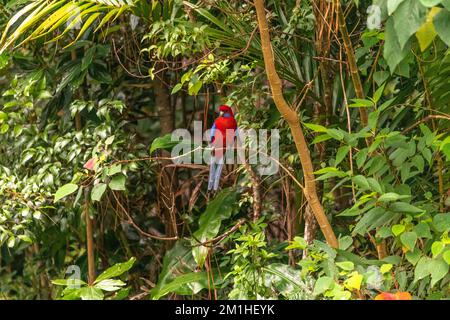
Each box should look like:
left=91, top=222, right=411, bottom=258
left=211, top=106, right=237, bottom=158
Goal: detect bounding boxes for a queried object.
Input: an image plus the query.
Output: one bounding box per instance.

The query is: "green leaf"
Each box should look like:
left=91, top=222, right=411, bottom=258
left=149, top=133, right=179, bottom=154
left=443, top=250, right=450, bottom=265
left=188, top=79, right=203, bottom=96
left=107, top=164, right=122, bottom=176
left=338, top=236, right=353, bottom=250
left=151, top=272, right=208, bottom=300
left=303, top=122, right=327, bottom=133
left=384, top=18, right=411, bottom=72
left=349, top=98, right=374, bottom=108
left=388, top=0, right=406, bottom=15
left=431, top=241, right=445, bottom=257
left=378, top=192, right=408, bottom=202
left=406, top=250, right=421, bottom=265
left=335, top=145, right=350, bottom=166
left=313, top=276, right=334, bottom=295
left=352, top=175, right=370, bottom=190
left=54, top=183, right=78, bottom=202
left=191, top=188, right=237, bottom=268
left=419, top=0, right=443, bottom=7
left=393, top=0, right=427, bottom=49
left=286, top=236, right=307, bottom=250
left=392, top=224, right=405, bottom=236
left=414, top=257, right=431, bottom=282
left=94, top=257, right=136, bottom=283
left=91, top=183, right=107, bottom=202
left=51, top=279, right=86, bottom=287
left=171, top=83, right=183, bottom=94
left=413, top=222, right=432, bottom=238
left=434, top=9, right=450, bottom=47
left=429, top=258, right=449, bottom=287
left=80, top=286, right=104, bottom=300
left=416, top=7, right=440, bottom=51
left=109, top=174, right=126, bottom=191
left=380, top=263, right=393, bottom=274
left=353, top=207, right=387, bottom=235
left=336, top=261, right=354, bottom=271
left=400, top=231, right=417, bottom=251
left=94, top=279, right=126, bottom=292
left=389, top=202, right=424, bottom=214
left=433, top=213, right=450, bottom=232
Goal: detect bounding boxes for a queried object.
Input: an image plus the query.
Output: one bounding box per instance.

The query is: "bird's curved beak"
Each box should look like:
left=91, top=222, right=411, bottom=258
left=219, top=110, right=224, bottom=117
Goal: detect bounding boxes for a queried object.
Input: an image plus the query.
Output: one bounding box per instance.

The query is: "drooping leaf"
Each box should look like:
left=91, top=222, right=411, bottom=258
left=91, top=183, right=107, bottom=201
left=191, top=188, right=237, bottom=268
left=54, top=183, right=78, bottom=202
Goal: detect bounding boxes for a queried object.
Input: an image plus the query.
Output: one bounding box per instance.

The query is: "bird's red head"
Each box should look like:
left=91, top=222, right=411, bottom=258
left=218, top=105, right=233, bottom=116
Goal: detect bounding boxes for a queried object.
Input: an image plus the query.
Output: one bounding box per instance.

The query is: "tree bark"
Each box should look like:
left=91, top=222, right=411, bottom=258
left=254, top=0, right=338, bottom=248
left=334, top=0, right=368, bottom=126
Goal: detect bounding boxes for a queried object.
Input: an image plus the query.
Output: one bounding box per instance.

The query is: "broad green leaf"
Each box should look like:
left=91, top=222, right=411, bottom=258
left=303, top=122, right=327, bottom=133
left=415, top=7, right=441, bottom=51
left=434, top=9, right=450, bottom=47
left=94, top=279, right=126, bottom=292
left=151, top=272, right=208, bottom=300
left=54, top=183, right=78, bottom=202
left=380, top=263, right=393, bottom=274
left=352, top=175, right=370, bottom=190
left=51, top=279, right=86, bottom=286
left=414, top=257, right=431, bottom=282
left=389, top=202, right=424, bottom=214
left=406, top=249, right=422, bottom=265
left=94, top=257, right=136, bottom=283
left=335, top=145, right=350, bottom=166
left=80, top=286, right=104, bottom=300
left=107, top=164, right=122, bottom=176
left=400, top=232, right=417, bottom=251
left=150, top=242, right=217, bottom=299
left=392, top=224, right=405, bottom=236
left=313, top=276, right=334, bottom=295
left=109, top=174, right=126, bottom=191
left=431, top=241, right=444, bottom=257
left=149, top=133, right=179, bottom=154
left=191, top=188, right=237, bottom=268
left=419, top=0, right=442, bottom=7
left=413, top=222, right=432, bottom=238
left=388, top=0, right=405, bottom=15
left=443, top=250, right=450, bottom=265
left=91, top=183, right=107, bottom=202
left=429, top=258, right=448, bottom=287
left=336, top=261, right=354, bottom=271
left=432, top=213, right=450, bottom=232
left=378, top=192, right=408, bottom=202
left=338, top=236, right=353, bottom=250
left=393, top=0, right=427, bottom=49
left=171, top=83, right=183, bottom=94
left=348, top=98, right=374, bottom=108
left=384, top=18, right=411, bottom=72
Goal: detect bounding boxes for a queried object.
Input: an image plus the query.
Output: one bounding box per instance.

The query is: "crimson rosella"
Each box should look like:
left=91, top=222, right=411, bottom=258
left=207, top=105, right=237, bottom=192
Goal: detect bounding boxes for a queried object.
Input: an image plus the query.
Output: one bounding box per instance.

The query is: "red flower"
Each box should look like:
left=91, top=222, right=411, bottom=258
left=374, top=292, right=412, bottom=300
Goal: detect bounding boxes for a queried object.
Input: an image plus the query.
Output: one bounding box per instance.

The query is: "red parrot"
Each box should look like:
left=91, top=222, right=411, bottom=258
left=208, top=105, right=237, bottom=192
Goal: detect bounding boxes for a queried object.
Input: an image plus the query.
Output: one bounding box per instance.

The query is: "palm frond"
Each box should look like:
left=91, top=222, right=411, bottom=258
left=0, top=0, right=135, bottom=53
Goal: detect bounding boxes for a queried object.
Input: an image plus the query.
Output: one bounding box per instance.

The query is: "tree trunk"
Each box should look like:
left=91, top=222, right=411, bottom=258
left=254, top=0, right=338, bottom=248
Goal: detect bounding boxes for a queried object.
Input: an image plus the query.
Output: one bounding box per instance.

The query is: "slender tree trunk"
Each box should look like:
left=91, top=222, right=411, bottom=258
left=254, top=0, right=338, bottom=248
left=154, top=64, right=178, bottom=241
left=334, top=0, right=368, bottom=126
left=84, top=190, right=96, bottom=285
left=72, top=49, right=96, bottom=284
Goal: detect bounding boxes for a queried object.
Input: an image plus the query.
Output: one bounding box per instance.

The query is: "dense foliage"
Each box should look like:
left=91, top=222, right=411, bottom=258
left=0, top=0, right=449, bottom=300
